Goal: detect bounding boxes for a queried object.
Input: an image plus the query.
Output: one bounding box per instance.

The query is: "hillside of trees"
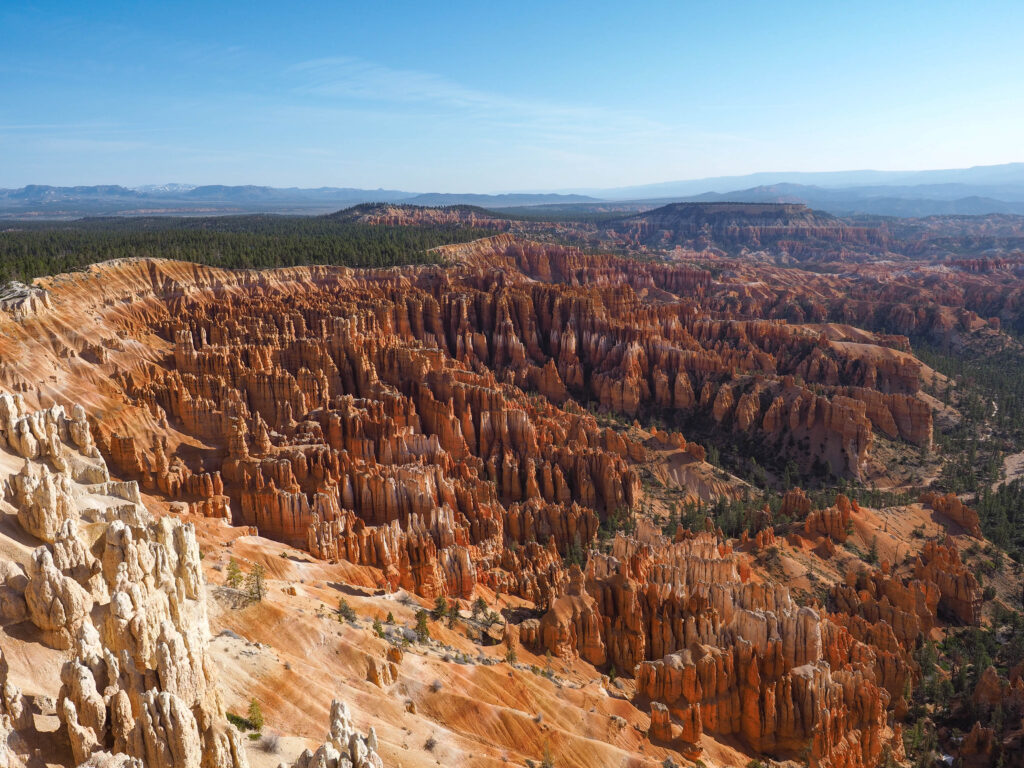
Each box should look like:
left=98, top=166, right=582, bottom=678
left=0, top=213, right=493, bottom=282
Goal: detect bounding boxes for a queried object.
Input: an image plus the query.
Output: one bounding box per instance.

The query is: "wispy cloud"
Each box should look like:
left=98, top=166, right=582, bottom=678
left=292, top=57, right=498, bottom=109
left=287, top=56, right=670, bottom=145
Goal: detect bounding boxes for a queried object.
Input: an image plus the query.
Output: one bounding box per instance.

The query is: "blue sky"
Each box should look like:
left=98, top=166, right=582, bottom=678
left=1, top=1, right=1022, bottom=191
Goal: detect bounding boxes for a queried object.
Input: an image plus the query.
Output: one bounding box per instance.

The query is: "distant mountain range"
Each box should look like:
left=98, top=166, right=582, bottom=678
left=674, top=182, right=1024, bottom=217
left=578, top=163, right=1024, bottom=217
left=576, top=162, right=1024, bottom=196
left=2, top=163, right=1023, bottom=219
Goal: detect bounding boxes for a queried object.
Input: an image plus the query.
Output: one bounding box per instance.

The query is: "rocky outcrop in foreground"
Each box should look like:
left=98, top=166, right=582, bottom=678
left=0, top=393, right=248, bottom=768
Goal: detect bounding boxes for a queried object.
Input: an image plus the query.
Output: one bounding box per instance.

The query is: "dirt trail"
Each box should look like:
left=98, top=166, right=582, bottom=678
left=994, top=450, right=1024, bottom=489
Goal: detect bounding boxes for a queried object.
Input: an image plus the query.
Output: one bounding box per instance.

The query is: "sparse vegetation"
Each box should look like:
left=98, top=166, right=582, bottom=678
left=9, top=179, right=1024, bottom=768
left=247, top=698, right=264, bottom=733
left=226, top=712, right=253, bottom=732
left=260, top=731, right=281, bottom=754
left=472, top=596, right=488, bottom=619
left=337, top=598, right=356, bottom=623
left=244, top=563, right=266, bottom=603
left=225, top=558, right=243, bottom=589
left=867, top=536, right=879, bottom=565
left=415, top=610, right=432, bottom=643
left=432, top=595, right=448, bottom=620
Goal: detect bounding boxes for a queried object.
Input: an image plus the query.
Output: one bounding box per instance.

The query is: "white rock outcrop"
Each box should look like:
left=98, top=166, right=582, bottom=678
left=0, top=648, right=30, bottom=768
left=282, top=699, right=383, bottom=768
left=0, top=393, right=249, bottom=768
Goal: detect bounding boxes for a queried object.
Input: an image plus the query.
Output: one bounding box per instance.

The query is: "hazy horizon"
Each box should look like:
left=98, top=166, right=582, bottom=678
left=2, top=1, right=1023, bottom=191
left=4, top=160, right=1023, bottom=197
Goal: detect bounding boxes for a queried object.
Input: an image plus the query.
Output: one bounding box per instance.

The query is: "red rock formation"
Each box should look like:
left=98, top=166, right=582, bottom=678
left=649, top=701, right=674, bottom=743
left=914, top=539, right=982, bottom=625
left=845, top=387, right=932, bottom=447
left=509, top=525, right=904, bottom=768
left=753, top=526, right=777, bottom=550
left=73, top=254, right=657, bottom=601
left=608, top=528, right=898, bottom=768
left=920, top=491, right=983, bottom=537
left=829, top=565, right=939, bottom=648
left=17, top=203, right=1024, bottom=768
left=780, top=488, right=812, bottom=519
left=960, top=721, right=997, bottom=768
left=803, top=495, right=853, bottom=543
left=0, top=231, right=990, bottom=768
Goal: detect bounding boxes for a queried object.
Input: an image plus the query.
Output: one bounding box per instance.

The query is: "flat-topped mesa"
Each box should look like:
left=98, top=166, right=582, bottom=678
left=350, top=202, right=509, bottom=231
left=605, top=203, right=899, bottom=269
left=0, top=393, right=248, bottom=768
